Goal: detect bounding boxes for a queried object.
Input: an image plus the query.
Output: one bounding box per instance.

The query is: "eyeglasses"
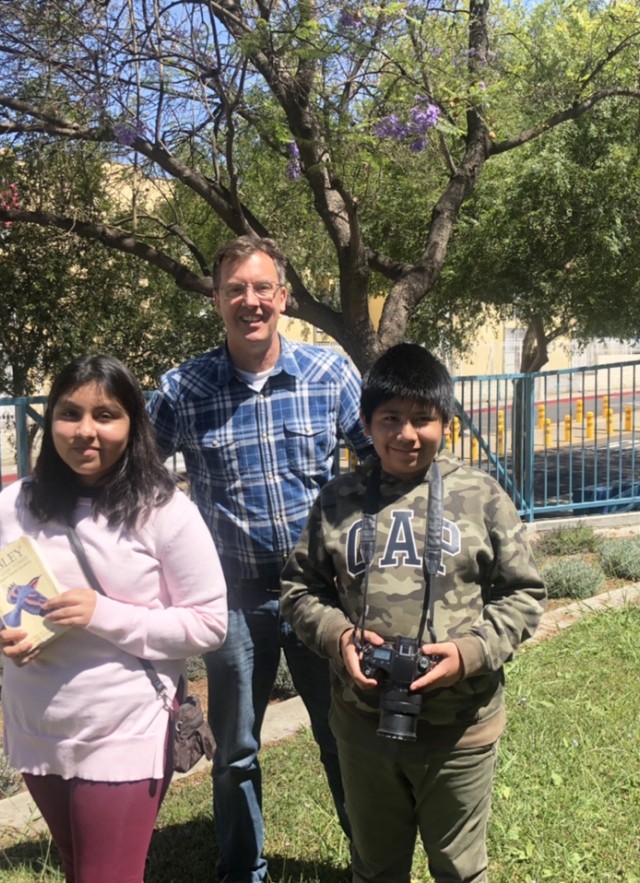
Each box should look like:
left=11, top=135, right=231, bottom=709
left=220, top=281, right=283, bottom=302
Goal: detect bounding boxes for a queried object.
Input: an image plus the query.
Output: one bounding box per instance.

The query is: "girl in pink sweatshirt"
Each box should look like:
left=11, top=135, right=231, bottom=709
left=0, top=354, right=227, bottom=883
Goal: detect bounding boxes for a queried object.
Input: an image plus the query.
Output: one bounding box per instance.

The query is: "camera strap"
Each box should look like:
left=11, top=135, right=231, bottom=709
left=357, top=459, right=444, bottom=646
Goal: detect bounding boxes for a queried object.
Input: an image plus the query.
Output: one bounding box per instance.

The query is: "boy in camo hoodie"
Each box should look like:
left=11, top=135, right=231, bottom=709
left=281, top=343, right=546, bottom=883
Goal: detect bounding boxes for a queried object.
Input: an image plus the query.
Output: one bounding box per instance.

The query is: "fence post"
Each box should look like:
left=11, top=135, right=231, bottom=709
left=521, top=374, right=535, bottom=521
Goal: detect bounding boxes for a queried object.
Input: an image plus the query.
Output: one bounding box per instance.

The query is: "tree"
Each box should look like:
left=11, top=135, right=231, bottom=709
left=0, top=140, right=223, bottom=396
left=0, top=0, right=639, bottom=371
left=412, top=96, right=640, bottom=372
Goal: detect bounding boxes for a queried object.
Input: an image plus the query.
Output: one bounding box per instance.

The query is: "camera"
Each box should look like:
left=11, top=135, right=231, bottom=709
left=360, top=636, right=440, bottom=742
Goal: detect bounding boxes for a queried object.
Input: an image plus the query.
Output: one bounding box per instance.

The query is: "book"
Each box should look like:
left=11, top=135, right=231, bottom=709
left=0, top=535, right=68, bottom=656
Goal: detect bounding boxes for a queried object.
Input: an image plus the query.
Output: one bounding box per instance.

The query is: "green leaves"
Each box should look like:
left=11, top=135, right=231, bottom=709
left=1, top=1, right=640, bottom=369
left=0, top=142, right=224, bottom=396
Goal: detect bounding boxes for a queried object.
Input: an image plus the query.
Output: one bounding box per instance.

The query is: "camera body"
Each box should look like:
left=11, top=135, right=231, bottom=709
left=360, top=636, right=440, bottom=742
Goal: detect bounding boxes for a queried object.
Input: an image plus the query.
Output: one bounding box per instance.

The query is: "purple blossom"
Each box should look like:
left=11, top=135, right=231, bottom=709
left=113, top=121, right=147, bottom=146
left=373, top=101, right=439, bottom=151
left=373, top=114, right=410, bottom=141
left=0, top=182, right=19, bottom=228
left=287, top=142, right=301, bottom=180
left=339, top=9, right=363, bottom=28
left=410, top=103, right=440, bottom=134
left=0, top=182, right=19, bottom=209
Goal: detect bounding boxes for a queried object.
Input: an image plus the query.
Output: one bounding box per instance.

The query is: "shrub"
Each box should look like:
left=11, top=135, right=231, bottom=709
left=600, top=537, right=640, bottom=581
left=186, top=655, right=207, bottom=681
left=0, top=752, right=22, bottom=799
left=542, top=556, right=604, bottom=600
left=271, top=656, right=297, bottom=700
left=535, top=524, right=601, bottom=557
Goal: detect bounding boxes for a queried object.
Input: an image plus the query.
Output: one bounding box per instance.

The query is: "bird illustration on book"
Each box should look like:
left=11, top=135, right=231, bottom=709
left=4, top=577, right=48, bottom=627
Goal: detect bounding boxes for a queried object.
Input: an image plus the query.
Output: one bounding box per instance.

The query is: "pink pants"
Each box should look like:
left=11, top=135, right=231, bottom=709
left=23, top=742, right=173, bottom=883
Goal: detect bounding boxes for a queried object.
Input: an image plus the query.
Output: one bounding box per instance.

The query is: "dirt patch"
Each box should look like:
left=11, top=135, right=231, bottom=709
left=186, top=675, right=208, bottom=717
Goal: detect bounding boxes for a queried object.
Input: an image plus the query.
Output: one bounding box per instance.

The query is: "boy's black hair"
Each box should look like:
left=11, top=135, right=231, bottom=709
left=361, top=343, right=455, bottom=424
left=27, top=354, right=175, bottom=530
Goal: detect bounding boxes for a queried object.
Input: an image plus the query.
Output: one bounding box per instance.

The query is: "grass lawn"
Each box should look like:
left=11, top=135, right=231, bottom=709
left=1, top=605, right=639, bottom=881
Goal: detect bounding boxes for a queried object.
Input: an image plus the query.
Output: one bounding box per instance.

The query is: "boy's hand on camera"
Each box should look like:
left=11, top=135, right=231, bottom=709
left=410, top=641, right=463, bottom=692
left=339, top=627, right=383, bottom=689
left=44, top=589, right=97, bottom=627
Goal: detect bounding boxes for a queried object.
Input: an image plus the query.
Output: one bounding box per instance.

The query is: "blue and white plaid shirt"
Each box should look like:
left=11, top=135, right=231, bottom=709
left=147, top=337, right=373, bottom=582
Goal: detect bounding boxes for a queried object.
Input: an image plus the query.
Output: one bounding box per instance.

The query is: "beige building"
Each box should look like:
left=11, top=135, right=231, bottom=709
left=284, top=308, right=640, bottom=379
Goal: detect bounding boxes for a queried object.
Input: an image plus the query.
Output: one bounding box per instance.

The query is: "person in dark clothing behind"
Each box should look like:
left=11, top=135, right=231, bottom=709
left=148, top=235, right=373, bottom=882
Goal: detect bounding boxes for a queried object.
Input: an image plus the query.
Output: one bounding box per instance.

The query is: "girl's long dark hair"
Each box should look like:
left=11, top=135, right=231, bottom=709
left=27, top=355, right=175, bottom=529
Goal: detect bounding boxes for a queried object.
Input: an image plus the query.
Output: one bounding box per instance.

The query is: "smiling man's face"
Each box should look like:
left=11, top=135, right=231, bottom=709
left=214, top=251, right=287, bottom=369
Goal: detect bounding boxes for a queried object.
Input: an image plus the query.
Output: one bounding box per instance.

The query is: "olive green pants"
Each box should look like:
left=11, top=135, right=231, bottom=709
left=337, top=736, right=498, bottom=883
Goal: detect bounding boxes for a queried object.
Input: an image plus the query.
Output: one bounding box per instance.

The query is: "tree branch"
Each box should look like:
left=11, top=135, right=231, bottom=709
left=492, top=88, right=640, bottom=156
left=0, top=207, right=213, bottom=295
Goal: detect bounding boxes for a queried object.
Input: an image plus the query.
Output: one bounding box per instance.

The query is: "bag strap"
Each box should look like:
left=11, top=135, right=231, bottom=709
left=357, top=459, right=443, bottom=646
left=66, top=526, right=168, bottom=701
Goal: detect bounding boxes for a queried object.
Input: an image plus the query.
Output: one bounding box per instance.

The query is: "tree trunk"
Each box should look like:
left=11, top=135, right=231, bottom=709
left=511, top=316, right=550, bottom=503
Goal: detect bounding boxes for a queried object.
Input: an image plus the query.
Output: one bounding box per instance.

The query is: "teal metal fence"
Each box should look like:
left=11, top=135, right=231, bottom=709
left=0, top=396, right=47, bottom=489
left=452, top=359, right=640, bottom=520
left=2, top=359, right=640, bottom=521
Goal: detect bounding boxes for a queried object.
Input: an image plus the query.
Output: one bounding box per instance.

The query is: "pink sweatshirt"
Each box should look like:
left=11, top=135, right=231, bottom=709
left=0, top=480, right=227, bottom=781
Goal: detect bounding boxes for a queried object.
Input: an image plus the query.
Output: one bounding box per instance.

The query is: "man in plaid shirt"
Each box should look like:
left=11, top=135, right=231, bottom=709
left=148, top=235, right=372, bottom=883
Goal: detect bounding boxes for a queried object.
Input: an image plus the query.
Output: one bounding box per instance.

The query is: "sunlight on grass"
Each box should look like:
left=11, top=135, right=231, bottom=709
left=1, top=607, right=639, bottom=881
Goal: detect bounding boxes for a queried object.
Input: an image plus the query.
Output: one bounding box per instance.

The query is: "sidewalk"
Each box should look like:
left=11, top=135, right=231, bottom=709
left=2, top=581, right=640, bottom=841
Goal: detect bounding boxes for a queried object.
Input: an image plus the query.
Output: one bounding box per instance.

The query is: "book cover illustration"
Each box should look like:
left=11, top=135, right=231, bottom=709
left=0, top=535, right=68, bottom=655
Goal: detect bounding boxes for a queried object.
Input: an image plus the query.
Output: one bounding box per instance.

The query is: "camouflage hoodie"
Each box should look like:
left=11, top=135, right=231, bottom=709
left=281, top=451, right=546, bottom=751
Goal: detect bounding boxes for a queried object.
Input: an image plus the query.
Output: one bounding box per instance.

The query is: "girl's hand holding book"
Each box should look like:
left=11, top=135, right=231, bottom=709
left=0, top=625, right=37, bottom=665
left=44, top=589, right=97, bottom=628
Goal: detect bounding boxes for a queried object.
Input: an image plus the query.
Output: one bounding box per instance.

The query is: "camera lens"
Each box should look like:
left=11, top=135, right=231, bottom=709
left=376, top=710, right=418, bottom=742
left=376, top=685, right=422, bottom=742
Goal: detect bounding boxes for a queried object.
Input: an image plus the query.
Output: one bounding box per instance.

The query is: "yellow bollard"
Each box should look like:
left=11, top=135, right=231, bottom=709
left=537, top=404, right=545, bottom=430
left=545, top=418, right=552, bottom=447
left=451, top=417, right=461, bottom=445
left=607, top=410, right=614, bottom=436
left=471, top=437, right=479, bottom=464
left=602, top=395, right=609, bottom=418
left=586, top=411, right=595, bottom=440
left=575, top=399, right=583, bottom=424
left=497, top=411, right=505, bottom=455
left=564, top=414, right=572, bottom=443
left=625, top=405, right=633, bottom=433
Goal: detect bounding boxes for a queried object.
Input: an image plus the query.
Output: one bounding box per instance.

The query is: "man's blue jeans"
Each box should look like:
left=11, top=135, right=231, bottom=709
left=204, top=590, right=349, bottom=883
